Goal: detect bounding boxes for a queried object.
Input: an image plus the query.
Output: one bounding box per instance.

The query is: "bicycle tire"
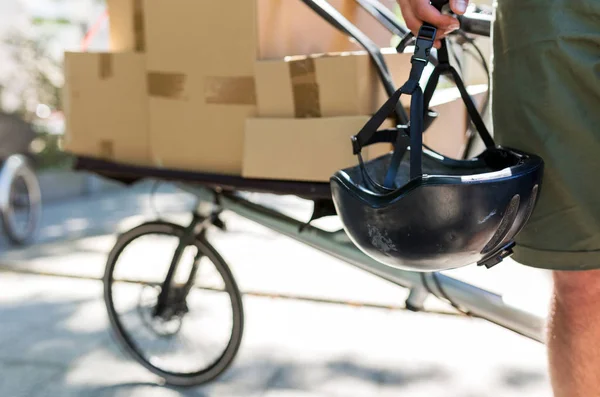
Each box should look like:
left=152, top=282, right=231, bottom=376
left=0, top=155, right=41, bottom=246
left=104, top=221, right=244, bottom=387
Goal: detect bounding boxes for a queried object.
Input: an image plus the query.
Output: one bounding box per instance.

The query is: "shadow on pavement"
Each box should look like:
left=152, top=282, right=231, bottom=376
left=90, top=382, right=210, bottom=397
left=61, top=356, right=449, bottom=397
left=2, top=237, right=111, bottom=262
left=0, top=291, right=449, bottom=396
left=0, top=273, right=551, bottom=397
left=501, top=367, right=548, bottom=389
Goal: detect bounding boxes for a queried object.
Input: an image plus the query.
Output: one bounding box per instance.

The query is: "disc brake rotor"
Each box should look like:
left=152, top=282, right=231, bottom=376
left=137, top=284, right=185, bottom=337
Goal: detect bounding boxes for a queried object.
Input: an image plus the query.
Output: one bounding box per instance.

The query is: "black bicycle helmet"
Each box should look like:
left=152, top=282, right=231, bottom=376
left=330, top=23, right=544, bottom=272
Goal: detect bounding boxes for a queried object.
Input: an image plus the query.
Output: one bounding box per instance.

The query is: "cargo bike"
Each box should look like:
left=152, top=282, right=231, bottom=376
left=73, top=0, right=546, bottom=387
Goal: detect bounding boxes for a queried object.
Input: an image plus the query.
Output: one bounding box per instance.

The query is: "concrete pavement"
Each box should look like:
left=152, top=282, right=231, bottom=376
left=0, top=183, right=554, bottom=396
left=0, top=271, right=553, bottom=397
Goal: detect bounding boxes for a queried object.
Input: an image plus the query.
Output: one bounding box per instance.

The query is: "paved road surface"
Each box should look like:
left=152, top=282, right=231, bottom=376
left=0, top=183, right=554, bottom=396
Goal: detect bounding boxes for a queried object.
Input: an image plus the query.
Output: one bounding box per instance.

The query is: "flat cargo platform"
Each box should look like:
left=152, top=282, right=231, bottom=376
left=73, top=156, right=333, bottom=200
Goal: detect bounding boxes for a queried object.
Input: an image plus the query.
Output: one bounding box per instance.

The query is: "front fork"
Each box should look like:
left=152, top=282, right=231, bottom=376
left=154, top=202, right=224, bottom=318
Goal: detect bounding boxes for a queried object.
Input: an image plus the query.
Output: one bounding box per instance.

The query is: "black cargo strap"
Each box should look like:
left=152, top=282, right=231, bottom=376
left=423, top=40, right=495, bottom=149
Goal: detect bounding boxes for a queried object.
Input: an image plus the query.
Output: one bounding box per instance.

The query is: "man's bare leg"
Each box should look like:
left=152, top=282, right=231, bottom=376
left=547, top=269, right=600, bottom=396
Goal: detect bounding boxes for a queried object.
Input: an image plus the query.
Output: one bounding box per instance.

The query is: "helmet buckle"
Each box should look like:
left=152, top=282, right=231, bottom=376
left=412, top=25, right=437, bottom=63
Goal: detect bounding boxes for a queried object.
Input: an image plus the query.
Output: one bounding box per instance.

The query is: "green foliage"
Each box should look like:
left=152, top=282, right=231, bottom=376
left=31, top=131, right=74, bottom=170
left=31, top=17, right=71, bottom=26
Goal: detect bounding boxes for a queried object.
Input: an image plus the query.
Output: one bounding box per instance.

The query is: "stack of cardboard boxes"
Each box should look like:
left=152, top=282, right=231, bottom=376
left=63, top=0, right=486, bottom=182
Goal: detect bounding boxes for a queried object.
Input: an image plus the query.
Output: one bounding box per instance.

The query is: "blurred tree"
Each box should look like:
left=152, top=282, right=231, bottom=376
left=0, top=0, right=100, bottom=169
left=2, top=30, right=64, bottom=122
left=0, top=26, right=69, bottom=169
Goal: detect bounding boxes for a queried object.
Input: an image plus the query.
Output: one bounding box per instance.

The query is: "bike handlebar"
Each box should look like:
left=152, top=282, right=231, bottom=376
left=457, top=11, right=492, bottom=37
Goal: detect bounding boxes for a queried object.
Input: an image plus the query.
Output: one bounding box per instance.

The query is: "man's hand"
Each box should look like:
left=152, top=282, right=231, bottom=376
left=397, top=0, right=468, bottom=48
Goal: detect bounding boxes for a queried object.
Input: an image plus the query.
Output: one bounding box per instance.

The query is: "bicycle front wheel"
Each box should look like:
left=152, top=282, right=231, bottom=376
left=104, top=221, right=244, bottom=387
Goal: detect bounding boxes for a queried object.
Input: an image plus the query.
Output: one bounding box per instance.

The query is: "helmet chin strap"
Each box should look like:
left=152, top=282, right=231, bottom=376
left=369, top=21, right=497, bottom=189
left=423, top=38, right=496, bottom=149
left=383, top=23, right=438, bottom=187
left=349, top=22, right=438, bottom=191
left=349, top=0, right=496, bottom=191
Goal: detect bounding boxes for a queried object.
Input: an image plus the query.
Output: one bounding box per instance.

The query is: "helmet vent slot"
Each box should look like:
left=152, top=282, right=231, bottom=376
left=514, top=184, right=539, bottom=236
left=524, top=185, right=539, bottom=222
left=481, top=194, right=520, bottom=255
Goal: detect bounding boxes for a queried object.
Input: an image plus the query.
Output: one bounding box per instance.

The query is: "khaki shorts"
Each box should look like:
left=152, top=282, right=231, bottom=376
left=491, top=0, right=600, bottom=270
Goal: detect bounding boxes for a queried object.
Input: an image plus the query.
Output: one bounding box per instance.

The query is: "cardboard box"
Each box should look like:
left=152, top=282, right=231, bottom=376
left=63, top=52, right=151, bottom=165
left=141, top=0, right=245, bottom=175
left=143, top=0, right=260, bottom=175
left=145, top=63, right=257, bottom=174
left=107, top=0, right=145, bottom=52
left=142, top=0, right=396, bottom=72
left=149, top=99, right=256, bottom=174
left=242, top=116, right=393, bottom=182
left=141, top=0, right=400, bottom=175
left=242, top=86, right=489, bottom=182
left=255, top=50, right=412, bottom=118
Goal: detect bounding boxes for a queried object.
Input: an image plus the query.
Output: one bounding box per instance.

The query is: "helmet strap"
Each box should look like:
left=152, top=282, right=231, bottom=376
left=384, top=24, right=437, bottom=186
left=349, top=23, right=436, bottom=191
left=424, top=40, right=496, bottom=149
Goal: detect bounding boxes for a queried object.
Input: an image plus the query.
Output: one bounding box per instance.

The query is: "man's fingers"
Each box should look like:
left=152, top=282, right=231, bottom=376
left=399, top=0, right=423, bottom=36
left=397, top=0, right=455, bottom=51
left=413, top=1, right=458, bottom=30
left=450, top=0, right=469, bottom=15
left=435, top=30, right=449, bottom=40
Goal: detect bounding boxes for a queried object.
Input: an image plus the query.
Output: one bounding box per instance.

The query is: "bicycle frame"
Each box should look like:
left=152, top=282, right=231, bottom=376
left=155, top=211, right=223, bottom=317
left=154, top=212, right=203, bottom=317
left=177, top=184, right=546, bottom=344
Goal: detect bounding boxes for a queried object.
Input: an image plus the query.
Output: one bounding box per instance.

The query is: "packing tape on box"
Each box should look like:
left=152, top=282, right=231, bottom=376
left=99, top=140, right=114, bottom=159
left=133, top=0, right=145, bottom=52
left=147, top=72, right=187, bottom=98
left=147, top=72, right=257, bottom=105
left=99, top=54, right=113, bottom=79
left=289, top=57, right=321, bottom=118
